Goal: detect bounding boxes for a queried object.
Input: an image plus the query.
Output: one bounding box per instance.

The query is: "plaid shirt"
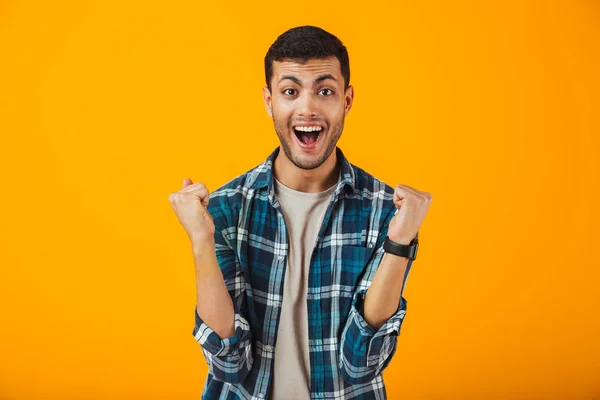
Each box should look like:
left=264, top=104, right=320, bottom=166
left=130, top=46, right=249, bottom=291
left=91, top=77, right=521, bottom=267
left=192, top=146, right=414, bottom=399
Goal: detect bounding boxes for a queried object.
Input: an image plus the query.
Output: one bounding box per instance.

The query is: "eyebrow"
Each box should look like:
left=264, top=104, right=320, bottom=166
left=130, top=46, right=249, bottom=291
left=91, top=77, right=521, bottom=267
left=278, top=74, right=338, bottom=86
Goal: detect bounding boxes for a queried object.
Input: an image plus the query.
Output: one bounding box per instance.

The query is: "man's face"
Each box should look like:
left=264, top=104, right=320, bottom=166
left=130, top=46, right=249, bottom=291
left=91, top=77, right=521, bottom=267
left=263, top=56, right=354, bottom=170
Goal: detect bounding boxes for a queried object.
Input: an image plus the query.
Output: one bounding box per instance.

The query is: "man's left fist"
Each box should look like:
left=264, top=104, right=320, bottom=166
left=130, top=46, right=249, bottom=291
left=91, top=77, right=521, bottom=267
left=387, top=184, right=432, bottom=245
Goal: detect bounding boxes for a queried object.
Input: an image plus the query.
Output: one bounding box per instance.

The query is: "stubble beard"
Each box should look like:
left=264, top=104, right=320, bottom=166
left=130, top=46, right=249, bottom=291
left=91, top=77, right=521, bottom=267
left=273, top=117, right=344, bottom=171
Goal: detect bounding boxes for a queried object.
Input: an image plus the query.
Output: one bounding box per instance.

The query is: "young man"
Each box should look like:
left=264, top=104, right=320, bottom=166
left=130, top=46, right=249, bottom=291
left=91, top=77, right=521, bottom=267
left=169, top=26, right=432, bottom=400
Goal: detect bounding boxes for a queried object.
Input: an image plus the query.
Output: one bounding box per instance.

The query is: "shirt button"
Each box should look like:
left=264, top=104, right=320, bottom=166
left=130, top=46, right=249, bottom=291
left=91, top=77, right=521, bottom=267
left=265, top=345, right=273, bottom=352
left=278, top=255, right=284, bottom=261
left=368, top=242, right=375, bottom=248
left=258, top=394, right=264, bottom=399
left=273, top=301, right=281, bottom=307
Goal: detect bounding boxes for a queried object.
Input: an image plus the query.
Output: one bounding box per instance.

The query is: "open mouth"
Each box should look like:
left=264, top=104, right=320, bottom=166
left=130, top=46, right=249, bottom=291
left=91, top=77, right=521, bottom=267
left=292, top=125, right=324, bottom=149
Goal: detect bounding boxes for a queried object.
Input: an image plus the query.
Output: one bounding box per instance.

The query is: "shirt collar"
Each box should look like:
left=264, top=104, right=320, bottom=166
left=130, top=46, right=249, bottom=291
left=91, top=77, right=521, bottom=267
left=248, top=146, right=356, bottom=196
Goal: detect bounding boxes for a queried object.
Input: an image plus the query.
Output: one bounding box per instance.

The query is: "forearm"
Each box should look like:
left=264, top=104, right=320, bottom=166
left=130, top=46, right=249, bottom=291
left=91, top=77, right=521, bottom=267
left=192, top=239, right=235, bottom=339
left=363, top=253, right=409, bottom=330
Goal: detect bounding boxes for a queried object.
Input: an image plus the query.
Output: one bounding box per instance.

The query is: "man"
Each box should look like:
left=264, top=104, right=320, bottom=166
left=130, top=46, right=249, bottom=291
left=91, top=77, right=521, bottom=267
left=169, top=25, right=432, bottom=400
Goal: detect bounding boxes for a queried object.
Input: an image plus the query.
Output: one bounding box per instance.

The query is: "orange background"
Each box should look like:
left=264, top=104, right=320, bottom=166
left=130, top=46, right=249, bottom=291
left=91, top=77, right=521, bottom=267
left=1, top=1, right=599, bottom=399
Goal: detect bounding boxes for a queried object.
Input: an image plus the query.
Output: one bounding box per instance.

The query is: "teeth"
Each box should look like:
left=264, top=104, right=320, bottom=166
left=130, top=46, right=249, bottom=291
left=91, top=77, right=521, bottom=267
left=294, top=126, right=322, bottom=132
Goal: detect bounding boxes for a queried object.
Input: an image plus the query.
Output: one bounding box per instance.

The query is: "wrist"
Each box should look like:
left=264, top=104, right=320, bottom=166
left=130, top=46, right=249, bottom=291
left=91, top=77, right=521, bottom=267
left=383, top=236, right=419, bottom=261
left=191, top=236, right=215, bottom=256
left=384, top=251, right=411, bottom=261
left=387, top=236, right=412, bottom=246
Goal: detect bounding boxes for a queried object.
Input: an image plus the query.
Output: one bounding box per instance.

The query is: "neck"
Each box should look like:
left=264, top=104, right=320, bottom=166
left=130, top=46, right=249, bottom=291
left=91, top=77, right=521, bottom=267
left=273, top=148, right=340, bottom=193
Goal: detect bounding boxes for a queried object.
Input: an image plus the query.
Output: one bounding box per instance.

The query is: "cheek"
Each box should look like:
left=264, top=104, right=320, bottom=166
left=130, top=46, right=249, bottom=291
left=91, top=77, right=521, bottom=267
left=327, top=104, right=346, bottom=122
left=271, top=108, right=290, bottom=129
left=271, top=99, right=292, bottom=115
left=273, top=108, right=294, bottom=127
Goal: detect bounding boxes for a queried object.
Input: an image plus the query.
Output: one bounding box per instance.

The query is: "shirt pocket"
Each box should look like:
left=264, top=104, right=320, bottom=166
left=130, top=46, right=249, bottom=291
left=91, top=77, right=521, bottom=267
left=335, top=244, right=371, bottom=290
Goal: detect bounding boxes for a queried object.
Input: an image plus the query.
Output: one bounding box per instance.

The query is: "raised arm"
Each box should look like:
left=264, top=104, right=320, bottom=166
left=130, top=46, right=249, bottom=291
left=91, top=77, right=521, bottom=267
left=170, top=178, right=253, bottom=384
left=339, top=184, right=431, bottom=384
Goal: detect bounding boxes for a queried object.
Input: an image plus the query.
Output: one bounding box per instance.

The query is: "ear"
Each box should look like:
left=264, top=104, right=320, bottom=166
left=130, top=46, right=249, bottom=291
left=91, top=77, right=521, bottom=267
left=262, top=86, right=273, bottom=118
left=344, top=85, right=354, bottom=117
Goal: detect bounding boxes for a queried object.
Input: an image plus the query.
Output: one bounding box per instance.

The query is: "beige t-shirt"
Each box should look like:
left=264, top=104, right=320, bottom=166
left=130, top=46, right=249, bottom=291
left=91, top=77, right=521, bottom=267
left=270, top=178, right=337, bottom=400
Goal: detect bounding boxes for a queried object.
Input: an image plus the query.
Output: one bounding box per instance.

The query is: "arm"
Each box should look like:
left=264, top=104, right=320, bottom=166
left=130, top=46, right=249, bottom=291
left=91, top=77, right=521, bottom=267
left=338, top=208, right=413, bottom=384
left=191, top=197, right=253, bottom=384
left=363, top=244, right=412, bottom=330
left=193, top=240, right=235, bottom=340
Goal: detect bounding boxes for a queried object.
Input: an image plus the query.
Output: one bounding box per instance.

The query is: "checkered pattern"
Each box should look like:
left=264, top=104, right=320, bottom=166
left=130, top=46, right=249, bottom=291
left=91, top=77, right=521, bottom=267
left=192, top=146, right=414, bottom=399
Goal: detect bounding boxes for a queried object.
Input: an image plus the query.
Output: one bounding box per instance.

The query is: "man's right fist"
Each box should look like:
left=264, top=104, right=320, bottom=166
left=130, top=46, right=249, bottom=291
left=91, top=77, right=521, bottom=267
left=169, top=178, right=215, bottom=244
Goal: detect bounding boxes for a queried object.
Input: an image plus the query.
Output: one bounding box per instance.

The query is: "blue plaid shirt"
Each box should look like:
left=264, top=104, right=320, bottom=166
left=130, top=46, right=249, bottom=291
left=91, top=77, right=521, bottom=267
left=192, top=146, right=414, bottom=399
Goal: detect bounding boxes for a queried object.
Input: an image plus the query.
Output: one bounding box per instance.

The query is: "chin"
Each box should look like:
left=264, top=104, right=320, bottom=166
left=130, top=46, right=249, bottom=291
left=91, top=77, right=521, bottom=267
left=291, top=145, right=333, bottom=170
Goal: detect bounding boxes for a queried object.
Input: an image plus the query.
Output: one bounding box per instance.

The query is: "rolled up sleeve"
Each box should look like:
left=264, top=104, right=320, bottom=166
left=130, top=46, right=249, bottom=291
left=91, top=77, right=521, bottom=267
left=339, top=288, right=408, bottom=384
left=192, top=304, right=253, bottom=384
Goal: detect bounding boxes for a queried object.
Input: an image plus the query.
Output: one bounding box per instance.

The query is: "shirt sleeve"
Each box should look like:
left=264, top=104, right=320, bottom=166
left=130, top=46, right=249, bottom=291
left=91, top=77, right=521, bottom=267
left=191, top=195, right=253, bottom=384
left=339, top=206, right=416, bottom=385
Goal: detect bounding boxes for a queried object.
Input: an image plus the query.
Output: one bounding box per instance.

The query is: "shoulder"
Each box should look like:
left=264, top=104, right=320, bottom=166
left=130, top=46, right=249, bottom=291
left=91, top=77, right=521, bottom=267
left=349, top=163, right=397, bottom=223
left=206, top=163, right=263, bottom=221
left=350, top=163, right=395, bottom=204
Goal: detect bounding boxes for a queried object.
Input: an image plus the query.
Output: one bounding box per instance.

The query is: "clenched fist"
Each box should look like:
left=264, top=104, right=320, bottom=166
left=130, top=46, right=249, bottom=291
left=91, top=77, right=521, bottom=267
left=387, top=184, right=432, bottom=245
left=168, top=178, right=215, bottom=244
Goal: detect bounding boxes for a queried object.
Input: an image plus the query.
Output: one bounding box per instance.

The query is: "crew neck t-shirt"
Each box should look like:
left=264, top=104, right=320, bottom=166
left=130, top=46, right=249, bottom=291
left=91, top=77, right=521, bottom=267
left=270, top=178, right=338, bottom=400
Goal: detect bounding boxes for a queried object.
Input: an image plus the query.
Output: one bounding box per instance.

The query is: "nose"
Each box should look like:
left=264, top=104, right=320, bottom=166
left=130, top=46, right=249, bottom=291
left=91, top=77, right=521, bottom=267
left=297, top=92, right=318, bottom=118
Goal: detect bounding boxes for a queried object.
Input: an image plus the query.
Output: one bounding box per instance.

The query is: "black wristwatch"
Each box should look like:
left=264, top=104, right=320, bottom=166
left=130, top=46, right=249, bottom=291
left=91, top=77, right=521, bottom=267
left=383, top=236, right=419, bottom=260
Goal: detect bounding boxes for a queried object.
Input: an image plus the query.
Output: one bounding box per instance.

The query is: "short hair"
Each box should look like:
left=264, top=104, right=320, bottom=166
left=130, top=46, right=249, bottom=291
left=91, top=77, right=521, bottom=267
left=264, top=25, right=350, bottom=92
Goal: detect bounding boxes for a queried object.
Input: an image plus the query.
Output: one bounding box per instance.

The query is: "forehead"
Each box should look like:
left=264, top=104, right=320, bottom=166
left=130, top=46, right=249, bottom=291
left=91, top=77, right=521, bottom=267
left=272, top=56, right=342, bottom=84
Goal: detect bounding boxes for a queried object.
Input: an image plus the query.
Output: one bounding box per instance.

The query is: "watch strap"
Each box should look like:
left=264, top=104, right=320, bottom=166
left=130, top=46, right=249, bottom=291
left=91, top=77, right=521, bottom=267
left=383, top=236, right=419, bottom=260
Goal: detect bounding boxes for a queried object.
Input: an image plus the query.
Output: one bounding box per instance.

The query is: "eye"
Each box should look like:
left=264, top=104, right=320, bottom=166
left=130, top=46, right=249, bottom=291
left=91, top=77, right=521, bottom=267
left=319, top=88, right=334, bottom=96
left=283, top=88, right=297, bottom=96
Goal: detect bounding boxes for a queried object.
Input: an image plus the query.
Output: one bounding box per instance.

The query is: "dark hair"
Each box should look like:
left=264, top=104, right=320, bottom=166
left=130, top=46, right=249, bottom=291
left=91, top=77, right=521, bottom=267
left=264, top=25, right=350, bottom=92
